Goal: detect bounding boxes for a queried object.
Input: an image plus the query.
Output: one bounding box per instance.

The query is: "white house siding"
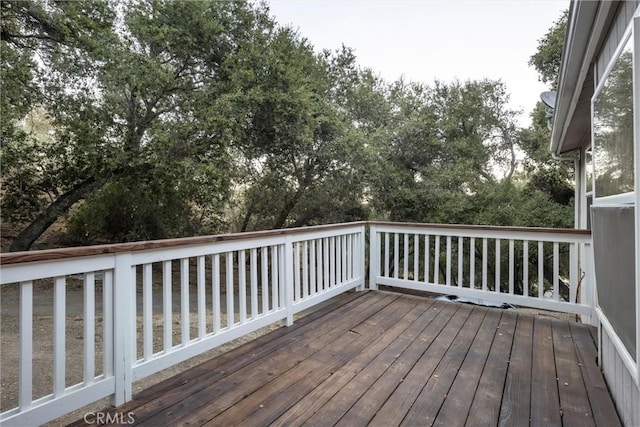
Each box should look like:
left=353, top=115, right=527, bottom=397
left=591, top=4, right=640, bottom=427
left=595, top=1, right=640, bottom=85
left=602, top=327, right=640, bottom=426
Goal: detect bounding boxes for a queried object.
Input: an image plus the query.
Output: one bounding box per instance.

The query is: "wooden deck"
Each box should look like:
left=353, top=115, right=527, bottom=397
left=72, top=290, right=621, bottom=426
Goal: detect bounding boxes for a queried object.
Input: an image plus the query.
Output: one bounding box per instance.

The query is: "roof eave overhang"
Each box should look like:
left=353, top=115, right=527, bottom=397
left=550, top=1, right=617, bottom=155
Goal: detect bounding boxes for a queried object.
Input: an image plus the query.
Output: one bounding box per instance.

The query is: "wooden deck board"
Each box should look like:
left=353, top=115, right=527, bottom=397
left=530, top=317, right=562, bottom=427
left=72, top=290, right=620, bottom=427
left=466, top=310, right=517, bottom=426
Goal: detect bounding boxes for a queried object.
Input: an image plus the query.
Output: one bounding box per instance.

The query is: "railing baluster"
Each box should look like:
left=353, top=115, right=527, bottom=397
left=482, top=238, right=488, bottom=291
left=553, top=242, right=559, bottom=301
left=199, top=256, right=208, bottom=333
left=303, top=241, right=309, bottom=298
left=19, top=281, right=33, bottom=410
left=523, top=241, right=529, bottom=297
left=316, top=239, right=322, bottom=293
left=54, top=277, right=65, bottom=396
left=330, top=237, right=336, bottom=287
left=261, top=248, right=268, bottom=313
left=394, top=233, right=399, bottom=280
left=238, top=250, right=246, bottom=324
left=470, top=238, right=475, bottom=289
left=84, top=272, right=95, bottom=384
left=181, top=258, right=189, bottom=345
left=424, top=235, right=430, bottom=284
left=294, top=242, right=301, bottom=302
left=103, top=270, right=113, bottom=377
left=414, top=234, right=419, bottom=281
left=538, top=241, right=544, bottom=299
left=130, top=265, right=137, bottom=362
left=213, top=254, right=221, bottom=332
left=509, top=240, right=515, bottom=295
left=495, top=239, right=501, bottom=293
left=278, top=244, right=286, bottom=310
left=347, top=234, right=352, bottom=280
left=384, top=233, right=390, bottom=278
left=143, top=264, right=153, bottom=359
left=569, top=243, right=577, bottom=303
left=446, top=236, right=451, bottom=286
left=458, top=237, right=463, bottom=287
left=310, top=240, right=317, bottom=294
left=323, top=238, right=329, bottom=291
left=403, top=234, right=409, bottom=281
left=250, top=248, right=258, bottom=318
left=434, top=236, right=440, bottom=285
left=163, top=261, right=172, bottom=350
left=342, top=235, right=347, bottom=282
left=331, top=236, right=342, bottom=285
left=271, top=246, right=278, bottom=308
left=227, top=252, right=235, bottom=328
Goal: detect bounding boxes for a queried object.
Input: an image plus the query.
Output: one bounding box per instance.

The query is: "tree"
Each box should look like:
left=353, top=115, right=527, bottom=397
left=529, top=10, right=568, bottom=90
left=2, top=0, right=273, bottom=250
left=225, top=30, right=371, bottom=231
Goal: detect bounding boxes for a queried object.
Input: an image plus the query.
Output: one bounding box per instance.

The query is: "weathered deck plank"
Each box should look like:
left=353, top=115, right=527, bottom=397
left=70, top=290, right=621, bottom=427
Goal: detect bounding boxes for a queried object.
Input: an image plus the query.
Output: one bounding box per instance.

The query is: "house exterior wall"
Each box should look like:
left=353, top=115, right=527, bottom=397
left=602, top=326, right=640, bottom=426
left=583, top=4, right=640, bottom=427
left=595, top=1, right=640, bottom=86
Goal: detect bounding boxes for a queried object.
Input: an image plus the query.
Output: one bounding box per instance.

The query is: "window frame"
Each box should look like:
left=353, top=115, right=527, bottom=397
left=590, top=25, right=635, bottom=205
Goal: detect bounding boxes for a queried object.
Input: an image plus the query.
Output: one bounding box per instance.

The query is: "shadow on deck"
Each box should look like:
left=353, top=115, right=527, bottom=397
left=70, top=290, right=620, bottom=426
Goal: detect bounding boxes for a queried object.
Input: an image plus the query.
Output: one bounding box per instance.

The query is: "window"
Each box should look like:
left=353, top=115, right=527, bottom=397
left=592, top=34, right=634, bottom=201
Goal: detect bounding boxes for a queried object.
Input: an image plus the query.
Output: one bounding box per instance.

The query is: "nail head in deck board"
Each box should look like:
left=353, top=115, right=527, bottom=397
left=498, top=313, right=533, bottom=427
left=126, top=295, right=395, bottom=424
left=466, top=310, right=517, bottom=427
left=99, top=291, right=375, bottom=422
left=210, top=296, right=432, bottom=425
left=368, top=303, right=474, bottom=426
left=304, top=299, right=443, bottom=427
left=400, top=307, right=488, bottom=426
left=335, top=302, right=459, bottom=427
left=274, top=300, right=456, bottom=427
left=551, top=320, right=595, bottom=427
left=67, top=292, right=619, bottom=427
left=155, top=293, right=414, bottom=426
left=569, top=322, right=622, bottom=427
left=433, top=309, right=503, bottom=426
left=530, top=317, right=562, bottom=427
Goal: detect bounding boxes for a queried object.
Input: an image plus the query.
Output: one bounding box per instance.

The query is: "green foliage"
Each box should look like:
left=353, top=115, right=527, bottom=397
left=1, top=4, right=576, bottom=250
left=529, top=10, right=568, bottom=90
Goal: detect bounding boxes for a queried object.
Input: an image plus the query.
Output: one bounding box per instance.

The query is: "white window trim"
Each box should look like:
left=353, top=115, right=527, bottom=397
left=591, top=23, right=635, bottom=204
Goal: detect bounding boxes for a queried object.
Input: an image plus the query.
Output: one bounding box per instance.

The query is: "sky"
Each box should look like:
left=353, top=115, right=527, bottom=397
left=267, top=0, right=568, bottom=127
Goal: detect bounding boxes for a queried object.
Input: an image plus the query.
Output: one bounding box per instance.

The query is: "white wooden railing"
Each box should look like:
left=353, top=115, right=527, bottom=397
left=0, top=223, right=365, bottom=426
left=369, top=222, right=595, bottom=319
left=0, top=221, right=594, bottom=425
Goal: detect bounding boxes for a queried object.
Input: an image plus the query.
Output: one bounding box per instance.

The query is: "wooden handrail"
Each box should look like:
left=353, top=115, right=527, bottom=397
left=369, top=221, right=592, bottom=235
left=0, top=222, right=366, bottom=265
left=0, top=221, right=590, bottom=265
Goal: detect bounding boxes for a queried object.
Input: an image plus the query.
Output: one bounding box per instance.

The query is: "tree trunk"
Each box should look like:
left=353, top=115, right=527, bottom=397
left=9, top=176, right=105, bottom=252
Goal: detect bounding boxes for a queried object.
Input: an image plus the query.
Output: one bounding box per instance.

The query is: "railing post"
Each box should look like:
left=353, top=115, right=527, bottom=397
left=583, top=242, right=598, bottom=326
left=283, top=237, right=294, bottom=326
left=368, top=224, right=378, bottom=290
left=113, top=252, right=133, bottom=406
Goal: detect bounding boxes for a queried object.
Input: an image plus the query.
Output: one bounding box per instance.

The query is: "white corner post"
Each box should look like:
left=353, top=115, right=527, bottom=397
left=113, top=253, right=133, bottom=406
left=633, top=13, right=640, bottom=385
left=368, top=224, right=379, bottom=290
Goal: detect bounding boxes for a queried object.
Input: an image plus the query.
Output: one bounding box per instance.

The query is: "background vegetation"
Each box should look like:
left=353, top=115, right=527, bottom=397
left=1, top=0, right=571, bottom=251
